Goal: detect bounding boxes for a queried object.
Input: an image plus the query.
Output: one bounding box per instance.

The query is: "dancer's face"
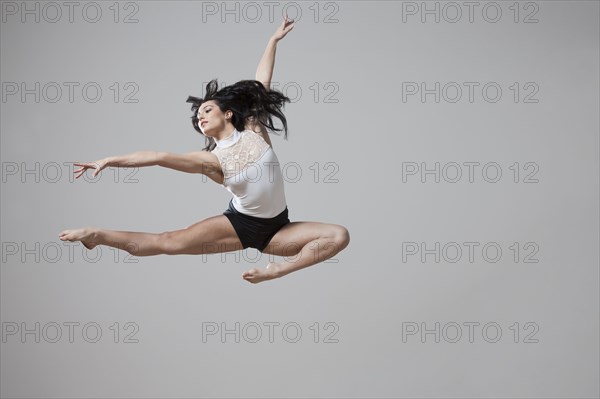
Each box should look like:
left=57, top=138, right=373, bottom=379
left=197, top=100, right=232, bottom=137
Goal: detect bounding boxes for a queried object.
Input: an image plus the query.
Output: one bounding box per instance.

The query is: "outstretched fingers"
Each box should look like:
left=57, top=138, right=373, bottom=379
left=72, top=160, right=106, bottom=179
left=273, top=12, right=295, bottom=41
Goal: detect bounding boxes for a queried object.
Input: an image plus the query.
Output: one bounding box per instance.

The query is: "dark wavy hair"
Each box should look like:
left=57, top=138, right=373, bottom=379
left=186, top=79, right=291, bottom=151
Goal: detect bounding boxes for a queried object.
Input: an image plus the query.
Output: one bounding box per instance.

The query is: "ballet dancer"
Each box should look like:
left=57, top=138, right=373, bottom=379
left=59, top=16, right=350, bottom=284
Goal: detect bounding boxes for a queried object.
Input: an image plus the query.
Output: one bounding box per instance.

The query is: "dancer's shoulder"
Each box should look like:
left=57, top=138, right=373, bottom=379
left=242, top=126, right=273, bottom=149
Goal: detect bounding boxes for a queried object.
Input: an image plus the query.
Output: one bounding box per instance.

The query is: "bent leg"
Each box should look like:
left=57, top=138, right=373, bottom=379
left=242, top=221, right=350, bottom=283
left=59, top=215, right=244, bottom=256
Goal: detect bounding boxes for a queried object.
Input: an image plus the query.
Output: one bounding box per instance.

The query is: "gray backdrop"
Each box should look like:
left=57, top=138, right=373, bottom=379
left=1, top=0, right=598, bottom=398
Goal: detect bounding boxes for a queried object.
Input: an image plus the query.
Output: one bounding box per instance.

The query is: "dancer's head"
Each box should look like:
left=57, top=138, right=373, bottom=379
left=196, top=100, right=234, bottom=137
left=186, top=79, right=291, bottom=151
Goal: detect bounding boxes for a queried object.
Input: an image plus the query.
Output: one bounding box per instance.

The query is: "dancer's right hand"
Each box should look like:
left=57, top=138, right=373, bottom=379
left=73, top=159, right=109, bottom=179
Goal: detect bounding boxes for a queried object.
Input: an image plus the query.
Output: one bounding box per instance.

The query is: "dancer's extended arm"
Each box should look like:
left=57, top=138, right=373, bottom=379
left=249, top=15, right=295, bottom=143
left=73, top=151, right=218, bottom=178
left=255, top=14, right=295, bottom=90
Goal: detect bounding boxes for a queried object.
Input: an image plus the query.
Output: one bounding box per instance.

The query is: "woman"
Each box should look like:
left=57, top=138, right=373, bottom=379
left=59, top=16, right=350, bottom=284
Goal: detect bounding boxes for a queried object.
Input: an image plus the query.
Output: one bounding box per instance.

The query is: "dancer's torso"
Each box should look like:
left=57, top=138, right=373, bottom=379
left=211, top=129, right=287, bottom=218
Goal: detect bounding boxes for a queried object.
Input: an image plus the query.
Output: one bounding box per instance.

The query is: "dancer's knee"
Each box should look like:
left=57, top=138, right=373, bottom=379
left=158, top=231, right=185, bottom=255
left=332, top=225, right=350, bottom=251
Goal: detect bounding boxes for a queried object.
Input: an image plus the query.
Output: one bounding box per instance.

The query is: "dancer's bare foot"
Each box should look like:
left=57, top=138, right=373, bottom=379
left=242, top=262, right=283, bottom=284
left=58, top=228, right=98, bottom=250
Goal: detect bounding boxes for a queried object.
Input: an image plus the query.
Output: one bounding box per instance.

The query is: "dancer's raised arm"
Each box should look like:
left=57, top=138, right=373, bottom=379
left=249, top=15, right=295, bottom=144
left=255, top=14, right=295, bottom=90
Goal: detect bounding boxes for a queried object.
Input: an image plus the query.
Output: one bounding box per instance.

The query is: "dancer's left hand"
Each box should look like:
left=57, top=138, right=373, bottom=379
left=272, top=12, right=295, bottom=41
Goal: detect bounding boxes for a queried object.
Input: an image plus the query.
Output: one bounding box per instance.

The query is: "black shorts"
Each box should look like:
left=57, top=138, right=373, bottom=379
left=223, top=198, right=291, bottom=252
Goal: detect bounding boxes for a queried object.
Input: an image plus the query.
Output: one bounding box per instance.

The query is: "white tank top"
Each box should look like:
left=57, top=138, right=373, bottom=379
left=211, top=128, right=287, bottom=218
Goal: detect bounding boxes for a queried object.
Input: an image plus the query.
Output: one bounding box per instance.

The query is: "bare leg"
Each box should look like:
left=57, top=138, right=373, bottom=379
left=59, top=215, right=244, bottom=257
left=59, top=228, right=168, bottom=256
left=242, top=222, right=350, bottom=284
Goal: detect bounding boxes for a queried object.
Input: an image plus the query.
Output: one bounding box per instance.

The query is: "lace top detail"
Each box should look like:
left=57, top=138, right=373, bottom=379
left=212, top=130, right=270, bottom=180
